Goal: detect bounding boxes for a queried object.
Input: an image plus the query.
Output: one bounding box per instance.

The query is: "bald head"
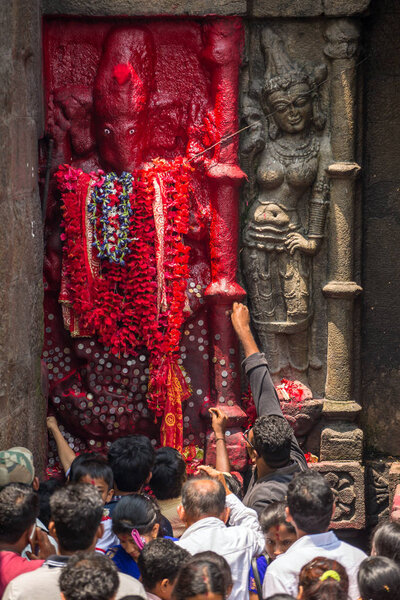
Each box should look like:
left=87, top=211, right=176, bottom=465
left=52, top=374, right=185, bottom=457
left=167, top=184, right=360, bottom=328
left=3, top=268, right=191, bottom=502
left=181, top=478, right=226, bottom=521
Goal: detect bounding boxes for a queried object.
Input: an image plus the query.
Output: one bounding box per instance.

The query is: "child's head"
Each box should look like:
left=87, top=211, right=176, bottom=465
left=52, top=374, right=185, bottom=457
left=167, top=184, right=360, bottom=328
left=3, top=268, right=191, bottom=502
left=298, top=556, right=348, bottom=600
left=259, top=501, right=297, bottom=561
left=194, top=552, right=233, bottom=598
left=137, top=538, right=190, bottom=600
left=173, top=558, right=228, bottom=600
left=112, top=493, right=161, bottom=560
left=358, top=556, right=400, bottom=600
left=372, top=520, right=400, bottom=564
left=69, top=455, right=114, bottom=504
left=59, top=551, right=119, bottom=600
left=108, top=435, right=155, bottom=493
left=150, top=447, right=186, bottom=501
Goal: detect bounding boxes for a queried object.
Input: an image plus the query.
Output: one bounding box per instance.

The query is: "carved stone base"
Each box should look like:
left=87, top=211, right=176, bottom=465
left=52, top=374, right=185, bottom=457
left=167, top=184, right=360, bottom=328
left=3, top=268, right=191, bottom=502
left=320, top=422, right=363, bottom=461
left=310, top=461, right=365, bottom=529
left=365, top=460, right=390, bottom=527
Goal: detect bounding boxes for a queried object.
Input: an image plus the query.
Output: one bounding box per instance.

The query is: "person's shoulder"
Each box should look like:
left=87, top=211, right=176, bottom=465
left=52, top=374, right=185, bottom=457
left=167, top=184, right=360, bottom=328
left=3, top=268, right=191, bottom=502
left=339, top=539, right=368, bottom=561
left=117, top=572, right=146, bottom=598
left=3, top=564, right=59, bottom=599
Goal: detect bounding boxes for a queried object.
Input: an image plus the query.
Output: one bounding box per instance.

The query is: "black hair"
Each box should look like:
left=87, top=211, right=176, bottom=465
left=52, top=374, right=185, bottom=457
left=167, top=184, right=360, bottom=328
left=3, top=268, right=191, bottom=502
left=181, top=477, right=226, bottom=521
left=265, top=595, right=296, bottom=600
left=69, top=455, right=114, bottom=490
left=194, top=552, right=232, bottom=593
left=67, top=453, right=105, bottom=480
left=112, top=493, right=161, bottom=537
left=173, top=559, right=227, bottom=600
left=287, top=471, right=333, bottom=534
left=108, top=435, right=155, bottom=492
left=150, top=447, right=186, bottom=500
left=358, top=556, right=400, bottom=600
left=50, top=483, right=103, bottom=551
left=259, top=501, right=295, bottom=535
left=224, top=473, right=243, bottom=500
left=252, top=415, right=292, bottom=467
left=372, top=520, right=400, bottom=564
left=38, top=478, right=63, bottom=529
left=119, top=597, right=144, bottom=600
left=59, top=551, right=119, bottom=600
left=0, top=483, right=38, bottom=544
left=137, top=538, right=190, bottom=590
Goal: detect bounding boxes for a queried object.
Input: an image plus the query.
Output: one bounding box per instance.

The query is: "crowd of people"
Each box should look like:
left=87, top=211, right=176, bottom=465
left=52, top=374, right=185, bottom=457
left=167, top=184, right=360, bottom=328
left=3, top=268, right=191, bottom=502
left=0, top=303, right=399, bottom=600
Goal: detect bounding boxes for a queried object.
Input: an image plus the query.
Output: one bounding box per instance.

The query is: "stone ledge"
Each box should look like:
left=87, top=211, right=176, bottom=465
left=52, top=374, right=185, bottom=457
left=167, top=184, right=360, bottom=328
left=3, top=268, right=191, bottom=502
left=322, top=280, right=363, bottom=299
left=43, top=0, right=247, bottom=16
left=250, top=0, right=371, bottom=17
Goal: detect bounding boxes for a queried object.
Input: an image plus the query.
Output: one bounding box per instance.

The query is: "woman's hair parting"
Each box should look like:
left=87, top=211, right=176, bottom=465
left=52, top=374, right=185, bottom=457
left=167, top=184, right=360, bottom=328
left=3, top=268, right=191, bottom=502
left=298, top=556, right=349, bottom=600
left=259, top=501, right=295, bottom=535
left=173, top=558, right=227, bottom=600
left=194, top=552, right=232, bottom=594
left=112, top=493, right=161, bottom=536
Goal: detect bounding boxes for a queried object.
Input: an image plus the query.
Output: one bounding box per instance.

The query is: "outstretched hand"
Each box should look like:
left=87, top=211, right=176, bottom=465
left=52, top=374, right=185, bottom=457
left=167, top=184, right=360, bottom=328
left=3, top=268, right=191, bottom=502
left=197, top=465, right=230, bottom=494
left=26, top=528, right=54, bottom=561
left=209, top=407, right=227, bottom=436
left=231, top=302, right=250, bottom=335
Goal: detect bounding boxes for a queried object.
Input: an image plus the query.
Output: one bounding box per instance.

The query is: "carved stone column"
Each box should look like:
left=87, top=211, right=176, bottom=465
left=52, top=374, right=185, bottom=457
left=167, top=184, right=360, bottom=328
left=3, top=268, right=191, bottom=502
left=316, top=20, right=365, bottom=528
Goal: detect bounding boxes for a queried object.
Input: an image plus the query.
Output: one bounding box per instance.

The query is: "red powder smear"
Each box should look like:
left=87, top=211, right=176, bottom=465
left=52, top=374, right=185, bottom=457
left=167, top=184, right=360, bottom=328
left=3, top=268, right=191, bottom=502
left=275, top=524, right=280, bottom=540
left=113, top=63, right=133, bottom=85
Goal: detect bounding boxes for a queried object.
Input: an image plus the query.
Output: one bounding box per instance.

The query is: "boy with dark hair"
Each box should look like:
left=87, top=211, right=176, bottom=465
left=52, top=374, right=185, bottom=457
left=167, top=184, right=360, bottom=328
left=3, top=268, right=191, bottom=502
left=230, top=303, right=308, bottom=516
left=59, top=551, right=119, bottom=600
left=69, top=455, right=117, bottom=553
left=262, top=471, right=366, bottom=600
left=3, top=483, right=146, bottom=600
left=108, top=435, right=155, bottom=494
left=137, top=539, right=190, bottom=600
left=0, top=483, right=45, bottom=595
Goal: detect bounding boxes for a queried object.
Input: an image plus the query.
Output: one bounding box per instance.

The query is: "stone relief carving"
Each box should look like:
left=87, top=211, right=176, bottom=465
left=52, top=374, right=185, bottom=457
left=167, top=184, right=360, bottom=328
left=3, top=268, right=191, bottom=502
left=325, top=471, right=356, bottom=521
left=241, top=28, right=331, bottom=390
left=366, top=462, right=390, bottom=526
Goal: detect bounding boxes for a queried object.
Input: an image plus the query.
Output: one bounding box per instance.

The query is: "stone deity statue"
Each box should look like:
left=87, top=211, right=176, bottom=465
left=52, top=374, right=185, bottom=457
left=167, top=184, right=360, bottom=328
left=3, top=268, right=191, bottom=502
left=242, top=29, right=331, bottom=388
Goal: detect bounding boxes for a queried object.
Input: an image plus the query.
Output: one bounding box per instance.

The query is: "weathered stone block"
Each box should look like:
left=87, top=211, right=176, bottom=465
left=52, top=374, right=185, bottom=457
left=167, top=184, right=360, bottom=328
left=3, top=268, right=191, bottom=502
left=43, top=0, right=247, bottom=16
left=310, top=461, right=365, bottom=529
left=320, top=423, right=363, bottom=461
left=365, top=460, right=390, bottom=527
left=205, top=431, right=248, bottom=472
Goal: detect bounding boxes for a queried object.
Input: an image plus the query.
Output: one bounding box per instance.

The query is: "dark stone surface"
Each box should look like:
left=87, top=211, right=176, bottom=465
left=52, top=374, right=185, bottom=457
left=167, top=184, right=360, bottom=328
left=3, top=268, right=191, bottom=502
left=0, top=1, right=46, bottom=475
left=361, top=0, right=400, bottom=456
left=43, top=0, right=247, bottom=16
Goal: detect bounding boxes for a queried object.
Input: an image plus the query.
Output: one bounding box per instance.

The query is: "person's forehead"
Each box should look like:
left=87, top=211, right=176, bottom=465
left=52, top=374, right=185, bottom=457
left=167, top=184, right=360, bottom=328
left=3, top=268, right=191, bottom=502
left=270, top=83, right=310, bottom=102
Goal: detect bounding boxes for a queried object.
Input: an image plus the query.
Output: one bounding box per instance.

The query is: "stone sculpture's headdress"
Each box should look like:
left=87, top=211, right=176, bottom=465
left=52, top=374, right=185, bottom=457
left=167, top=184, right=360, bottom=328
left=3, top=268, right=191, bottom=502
left=261, top=28, right=327, bottom=136
left=94, top=26, right=155, bottom=118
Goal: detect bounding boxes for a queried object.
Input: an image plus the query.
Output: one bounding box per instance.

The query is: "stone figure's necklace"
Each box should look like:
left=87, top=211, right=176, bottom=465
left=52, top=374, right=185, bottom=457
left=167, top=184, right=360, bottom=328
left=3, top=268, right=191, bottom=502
left=270, top=136, right=320, bottom=166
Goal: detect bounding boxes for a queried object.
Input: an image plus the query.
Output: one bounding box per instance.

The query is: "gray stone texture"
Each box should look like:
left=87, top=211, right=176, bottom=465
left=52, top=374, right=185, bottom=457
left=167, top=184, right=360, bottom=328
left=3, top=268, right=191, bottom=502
left=43, top=0, right=247, bottom=16
left=250, top=0, right=371, bottom=17
left=320, top=423, right=363, bottom=462
left=0, top=1, right=46, bottom=475
left=361, top=0, right=400, bottom=457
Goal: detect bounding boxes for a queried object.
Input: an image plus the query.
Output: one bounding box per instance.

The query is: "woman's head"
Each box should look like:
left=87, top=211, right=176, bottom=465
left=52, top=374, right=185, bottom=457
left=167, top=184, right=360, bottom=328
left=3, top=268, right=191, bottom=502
left=372, top=521, right=400, bottom=564
left=298, top=556, right=348, bottom=600
left=112, top=494, right=161, bottom=560
left=173, top=558, right=228, bottom=600
left=150, top=447, right=186, bottom=501
left=358, top=556, right=400, bottom=600
left=194, top=552, right=233, bottom=598
left=259, top=502, right=297, bottom=561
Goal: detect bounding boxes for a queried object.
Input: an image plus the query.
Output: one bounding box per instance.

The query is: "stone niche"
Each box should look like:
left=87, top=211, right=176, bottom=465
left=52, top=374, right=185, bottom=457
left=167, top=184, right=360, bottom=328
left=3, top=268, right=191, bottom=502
left=37, top=0, right=376, bottom=532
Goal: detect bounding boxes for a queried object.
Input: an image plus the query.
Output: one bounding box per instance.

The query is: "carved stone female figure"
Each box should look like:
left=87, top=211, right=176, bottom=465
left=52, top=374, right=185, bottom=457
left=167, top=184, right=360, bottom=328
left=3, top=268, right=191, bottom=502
left=242, top=30, right=331, bottom=387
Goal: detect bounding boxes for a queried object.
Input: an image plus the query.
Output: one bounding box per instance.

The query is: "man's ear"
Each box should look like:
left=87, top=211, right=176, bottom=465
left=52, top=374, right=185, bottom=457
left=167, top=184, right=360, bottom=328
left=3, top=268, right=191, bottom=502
left=106, top=488, right=114, bottom=503
left=221, top=506, right=230, bottom=524
left=32, top=477, right=40, bottom=492
left=48, top=520, right=59, bottom=544
left=285, top=506, right=294, bottom=523
left=297, top=585, right=304, bottom=600
left=96, top=523, right=104, bottom=541
left=177, top=504, right=186, bottom=524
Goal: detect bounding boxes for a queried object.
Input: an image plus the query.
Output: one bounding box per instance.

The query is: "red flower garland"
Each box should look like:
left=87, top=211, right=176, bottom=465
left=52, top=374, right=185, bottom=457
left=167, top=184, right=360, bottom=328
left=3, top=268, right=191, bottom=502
left=55, top=157, right=193, bottom=450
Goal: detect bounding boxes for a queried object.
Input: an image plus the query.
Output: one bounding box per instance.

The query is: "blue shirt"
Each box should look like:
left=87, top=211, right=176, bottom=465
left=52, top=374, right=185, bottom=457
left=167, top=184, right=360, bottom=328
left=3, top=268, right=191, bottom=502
left=106, top=544, right=140, bottom=579
left=249, top=555, right=268, bottom=593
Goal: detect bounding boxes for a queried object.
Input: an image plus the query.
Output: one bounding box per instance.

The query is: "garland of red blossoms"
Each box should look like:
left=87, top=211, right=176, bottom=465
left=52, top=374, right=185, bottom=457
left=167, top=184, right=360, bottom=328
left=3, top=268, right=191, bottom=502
left=55, top=157, right=193, bottom=451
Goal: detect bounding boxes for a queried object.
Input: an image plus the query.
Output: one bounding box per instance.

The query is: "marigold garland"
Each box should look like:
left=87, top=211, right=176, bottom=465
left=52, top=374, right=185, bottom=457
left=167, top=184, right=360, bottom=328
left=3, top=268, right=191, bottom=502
left=55, top=157, right=193, bottom=451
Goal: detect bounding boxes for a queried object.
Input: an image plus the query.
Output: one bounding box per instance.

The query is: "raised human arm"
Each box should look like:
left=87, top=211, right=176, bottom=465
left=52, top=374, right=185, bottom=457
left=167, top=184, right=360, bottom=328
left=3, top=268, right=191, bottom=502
left=209, top=407, right=231, bottom=473
left=231, top=302, right=259, bottom=358
left=47, top=416, right=77, bottom=475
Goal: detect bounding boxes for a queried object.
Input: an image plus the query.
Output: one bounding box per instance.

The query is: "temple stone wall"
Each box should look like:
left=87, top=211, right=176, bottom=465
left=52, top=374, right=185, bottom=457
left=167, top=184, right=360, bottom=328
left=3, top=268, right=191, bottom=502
left=361, top=0, right=400, bottom=458
left=0, top=1, right=46, bottom=473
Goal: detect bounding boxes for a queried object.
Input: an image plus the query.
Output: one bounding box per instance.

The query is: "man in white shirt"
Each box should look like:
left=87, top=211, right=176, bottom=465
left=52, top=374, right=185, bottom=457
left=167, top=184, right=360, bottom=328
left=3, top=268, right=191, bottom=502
left=262, top=470, right=367, bottom=600
left=176, top=466, right=264, bottom=600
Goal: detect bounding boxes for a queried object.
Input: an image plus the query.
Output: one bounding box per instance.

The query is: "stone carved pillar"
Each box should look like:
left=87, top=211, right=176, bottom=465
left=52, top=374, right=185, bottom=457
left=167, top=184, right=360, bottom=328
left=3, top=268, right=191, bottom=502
left=315, top=19, right=365, bottom=529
